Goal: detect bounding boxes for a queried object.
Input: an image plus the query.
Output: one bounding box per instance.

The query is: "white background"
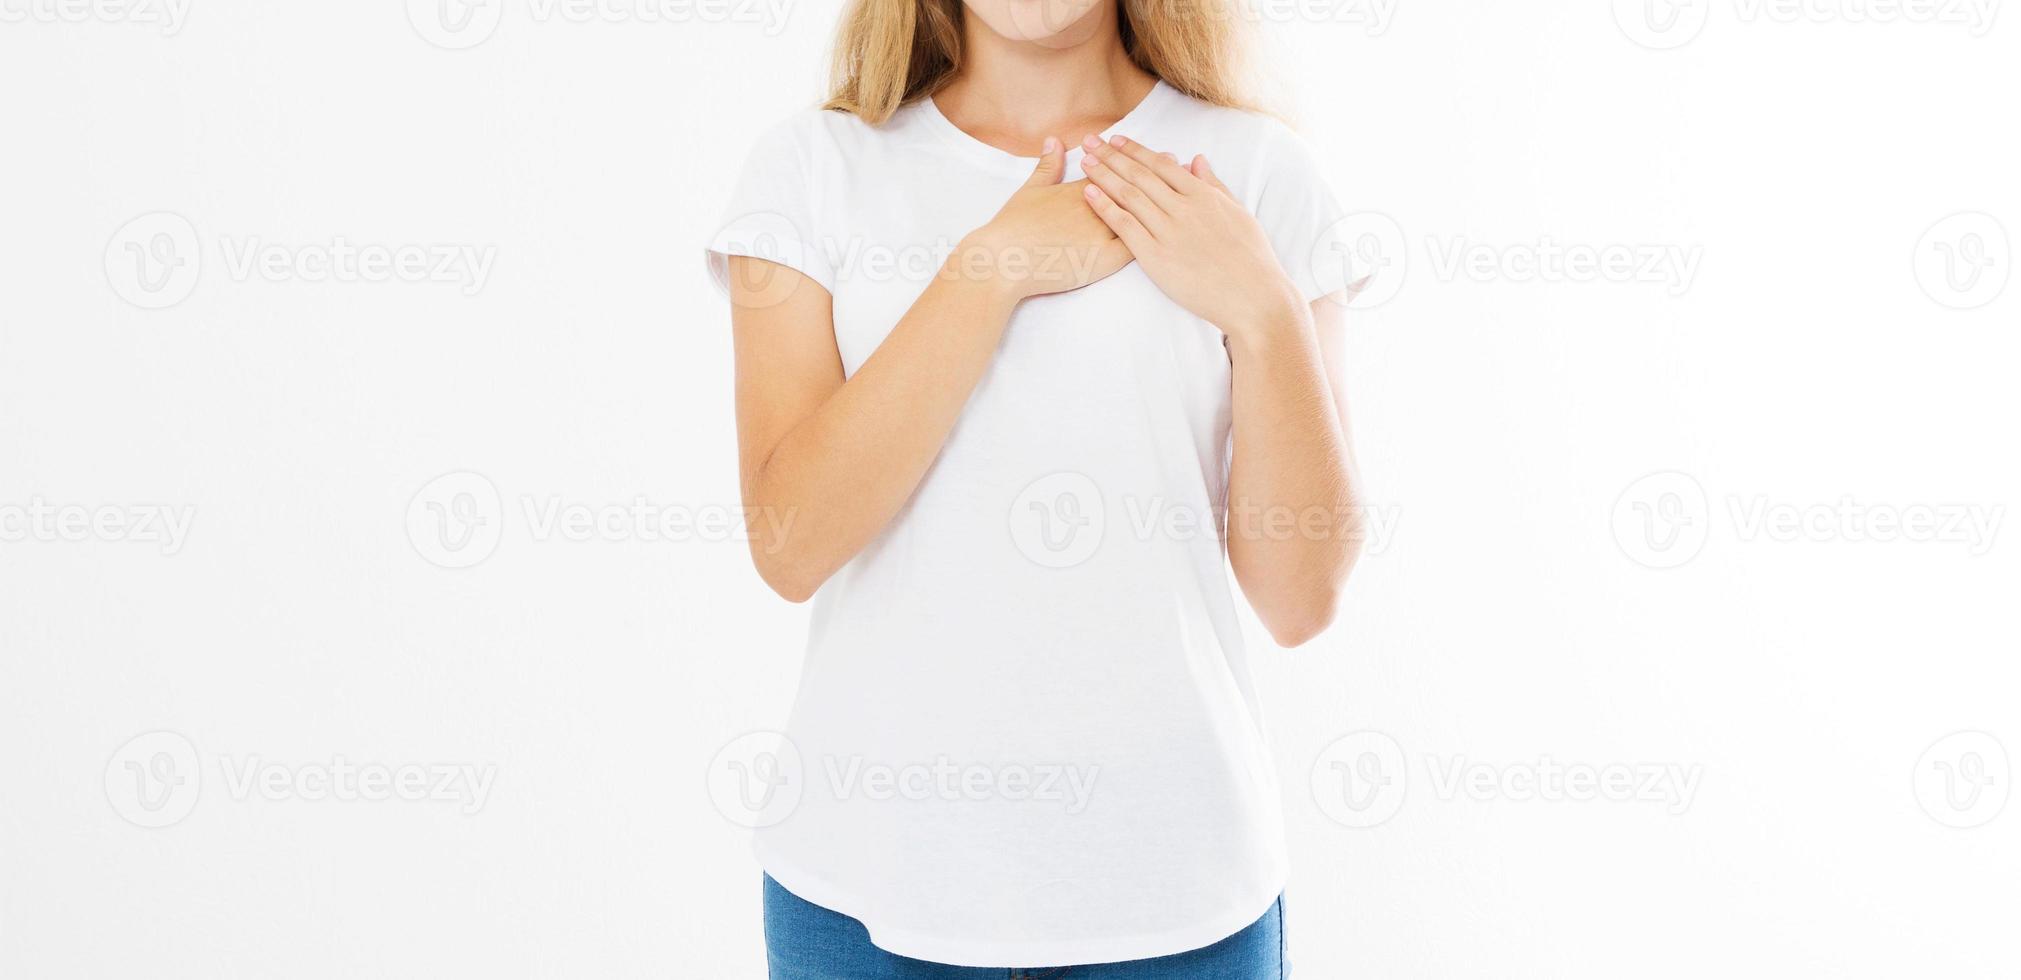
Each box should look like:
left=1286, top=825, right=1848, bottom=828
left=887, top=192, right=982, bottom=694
left=3, top=1, right=2017, bottom=977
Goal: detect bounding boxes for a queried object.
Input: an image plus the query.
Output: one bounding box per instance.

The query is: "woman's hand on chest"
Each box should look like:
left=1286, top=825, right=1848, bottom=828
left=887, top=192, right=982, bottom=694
left=1078, top=134, right=1305, bottom=342
left=964, top=137, right=1137, bottom=302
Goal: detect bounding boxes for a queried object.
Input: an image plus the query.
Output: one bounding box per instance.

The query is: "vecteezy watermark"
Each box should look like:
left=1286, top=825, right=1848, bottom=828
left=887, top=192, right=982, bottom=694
left=1613, top=0, right=1716, bottom=47
left=0, top=0, right=192, bottom=34
left=1615, top=0, right=2001, bottom=49
left=1244, top=0, right=1399, bottom=33
left=705, top=731, right=1099, bottom=829
left=407, top=0, right=794, bottom=50
left=0, top=498, right=196, bottom=555
left=105, top=731, right=202, bottom=828
left=1009, top=471, right=1108, bottom=569
left=1726, top=496, right=2003, bottom=552
left=104, top=212, right=498, bottom=309
left=1312, top=211, right=1407, bottom=310
left=1312, top=731, right=1704, bottom=828
left=217, top=756, right=497, bottom=814
left=217, top=237, right=496, bottom=295
left=106, top=731, right=499, bottom=828
left=824, top=756, right=1099, bottom=814
left=1424, top=236, right=1704, bottom=297
left=1611, top=471, right=1712, bottom=569
left=1006, top=472, right=1402, bottom=570
left=1612, top=471, right=2006, bottom=569
left=707, top=731, right=803, bottom=829
left=1913, top=731, right=2008, bottom=829
left=1310, top=730, right=1409, bottom=828
left=1309, top=214, right=1703, bottom=309
left=714, top=216, right=1126, bottom=311
left=1424, top=756, right=1704, bottom=815
left=405, top=470, right=798, bottom=569
left=405, top=0, right=503, bottom=49
left=104, top=212, right=202, bottom=309
left=1913, top=212, right=2009, bottom=310
left=407, top=471, right=505, bottom=569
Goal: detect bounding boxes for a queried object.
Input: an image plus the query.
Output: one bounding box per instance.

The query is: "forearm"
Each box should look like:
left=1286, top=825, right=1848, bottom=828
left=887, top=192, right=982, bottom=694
left=1224, top=298, right=1363, bottom=645
left=745, top=264, right=1018, bottom=599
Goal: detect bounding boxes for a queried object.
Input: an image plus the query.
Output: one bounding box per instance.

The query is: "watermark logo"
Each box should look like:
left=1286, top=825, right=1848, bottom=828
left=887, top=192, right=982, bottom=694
left=707, top=731, right=804, bottom=829
left=1913, top=212, right=2009, bottom=310
left=1614, top=0, right=1713, bottom=48
left=1, top=498, right=196, bottom=555
left=1913, top=731, right=2008, bottom=829
left=407, top=0, right=504, bottom=49
left=715, top=211, right=814, bottom=310
left=407, top=471, right=504, bottom=569
left=1313, top=733, right=1705, bottom=826
left=1617, top=0, right=2002, bottom=48
left=1727, top=496, right=2002, bottom=553
left=1248, top=0, right=1399, bottom=33
left=218, top=756, right=497, bottom=814
left=105, top=212, right=201, bottom=309
left=1311, top=730, right=1409, bottom=828
left=1426, top=756, right=1703, bottom=814
left=716, top=224, right=1146, bottom=307
left=823, top=756, right=1099, bottom=814
left=217, top=237, right=497, bottom=295
left=104, top=213, right=499, bottom=304
left=105, top=731, right=202, bottom=828
left=1614, top=471, right=2004, bottom=568
left=107, top=732, right=499, bottom=826
left=404, top=471, right=797, bottom=568
left=408, top=0, right=794, bottom=50
left=0, top=0, right=192, bottom=34
left=1313, top=212, right=1407, bottom=310
left=1425, top=236, right=1703, bottom=296
left=1006, top=477, right=1400, bottom=568
left=1612, top=471, right=1711, bottom=570
left=704, top=732, right=1098, bottom=827
left=1734, top=0, right=2002, bottom=35
left=1311, top=215, right=1702, bottom=307
left=1010, top=471, right=1106, bottom=569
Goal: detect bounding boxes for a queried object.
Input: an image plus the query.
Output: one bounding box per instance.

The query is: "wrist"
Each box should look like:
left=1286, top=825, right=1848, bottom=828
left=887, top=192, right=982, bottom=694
left=1223, top=280, right=1311, bottom=354
left=950, top=229, right=1034, bottom=303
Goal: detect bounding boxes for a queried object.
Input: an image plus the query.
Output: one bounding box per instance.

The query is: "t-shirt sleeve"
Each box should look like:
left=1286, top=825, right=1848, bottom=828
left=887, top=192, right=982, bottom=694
left=704, top=113, right=837, bottom=299
left=1250, top=123, right=1354, bottom=305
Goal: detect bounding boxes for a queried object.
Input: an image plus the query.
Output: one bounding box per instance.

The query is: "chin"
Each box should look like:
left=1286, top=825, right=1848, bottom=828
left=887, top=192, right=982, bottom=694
left=965, top=0, right=1109, bottom=46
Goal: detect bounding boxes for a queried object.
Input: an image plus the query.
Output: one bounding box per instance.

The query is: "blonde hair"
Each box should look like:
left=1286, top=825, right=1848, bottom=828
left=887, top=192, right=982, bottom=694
left=824, top=0, right=1252, bottom=124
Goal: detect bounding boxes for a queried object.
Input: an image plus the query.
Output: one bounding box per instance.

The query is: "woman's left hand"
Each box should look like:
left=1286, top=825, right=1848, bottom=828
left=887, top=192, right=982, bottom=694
left=1079, top=134, right=1304, bottom=342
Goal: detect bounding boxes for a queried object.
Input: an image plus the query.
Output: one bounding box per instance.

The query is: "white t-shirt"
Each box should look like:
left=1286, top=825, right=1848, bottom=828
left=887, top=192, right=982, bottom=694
left=706, top=80, right=1349, bottom=968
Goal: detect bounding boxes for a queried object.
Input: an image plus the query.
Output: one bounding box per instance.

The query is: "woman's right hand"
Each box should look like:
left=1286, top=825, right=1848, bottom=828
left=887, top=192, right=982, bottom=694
left=961, top=137, right=1136, bottom=300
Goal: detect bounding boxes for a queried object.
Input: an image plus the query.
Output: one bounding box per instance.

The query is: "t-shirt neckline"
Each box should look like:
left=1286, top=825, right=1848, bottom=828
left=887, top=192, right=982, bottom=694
left=916, top=79, right=1175, bottom=175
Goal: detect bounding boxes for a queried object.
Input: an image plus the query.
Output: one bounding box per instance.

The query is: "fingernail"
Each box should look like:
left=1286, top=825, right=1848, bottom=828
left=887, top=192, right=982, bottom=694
left=1109, top=135, right=1127, bottom=147
left=1081, top=134, right=1103, bottom=151
left=1043, top=136, right=1059, bottom=154
left=1084, top=185, right=1101, bottom=201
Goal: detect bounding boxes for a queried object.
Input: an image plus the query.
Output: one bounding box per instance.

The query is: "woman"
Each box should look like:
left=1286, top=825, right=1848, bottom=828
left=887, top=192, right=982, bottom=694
left=706, top=0, right=1365, bottom=975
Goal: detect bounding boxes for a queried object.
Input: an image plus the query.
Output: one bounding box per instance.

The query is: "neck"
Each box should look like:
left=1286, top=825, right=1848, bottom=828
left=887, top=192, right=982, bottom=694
left=933, top=5, right=1156, bottom=153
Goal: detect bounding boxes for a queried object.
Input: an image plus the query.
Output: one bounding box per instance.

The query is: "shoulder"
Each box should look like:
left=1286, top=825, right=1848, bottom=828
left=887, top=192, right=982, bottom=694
left=744, top=105, right=913, bottom=166
left=1150, top=90, right=1330, bottom=204
left=1157, top=91, right=1301, bottom=146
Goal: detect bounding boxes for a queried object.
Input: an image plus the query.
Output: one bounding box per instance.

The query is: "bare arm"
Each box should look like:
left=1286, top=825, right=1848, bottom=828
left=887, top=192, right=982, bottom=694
left=729, top=141, right=1130, bottom=601
left=1224, top=293, right=1362, bottom=647
left=1079, top=134, right=1363, bottom=646
left=730, top=257, right=1018, bottom=601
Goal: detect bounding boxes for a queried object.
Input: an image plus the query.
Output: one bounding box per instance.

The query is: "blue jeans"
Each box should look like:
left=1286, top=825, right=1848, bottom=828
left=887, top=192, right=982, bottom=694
left=762, top=875, right=1286, bottom=979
